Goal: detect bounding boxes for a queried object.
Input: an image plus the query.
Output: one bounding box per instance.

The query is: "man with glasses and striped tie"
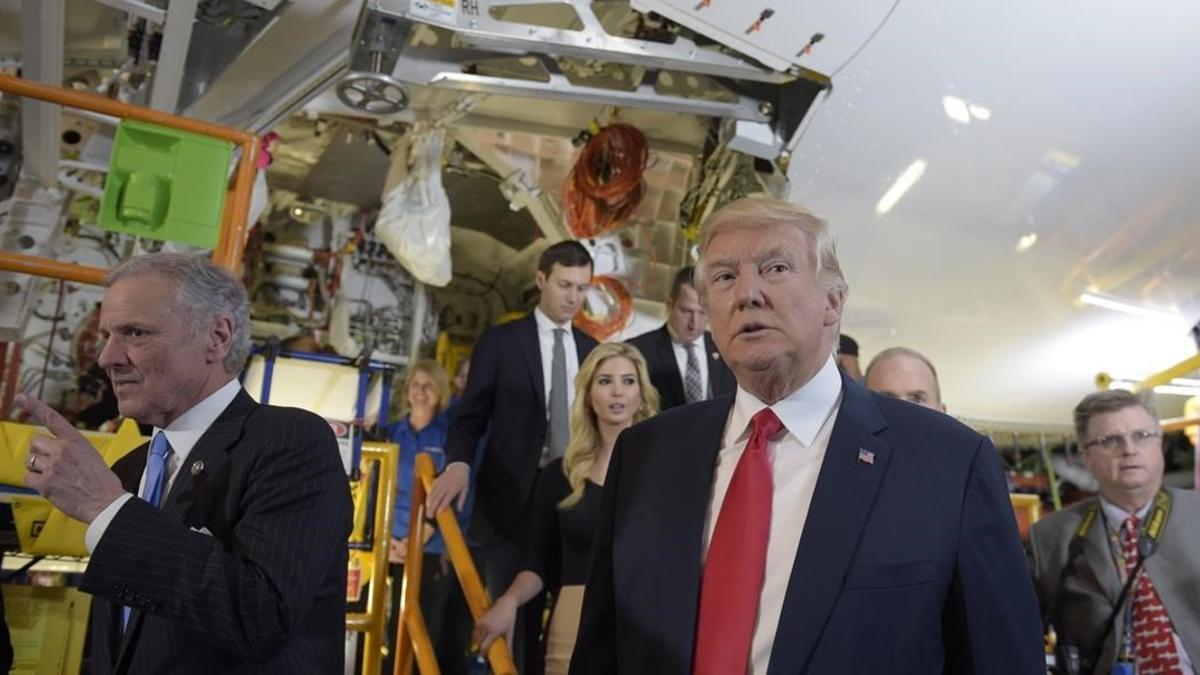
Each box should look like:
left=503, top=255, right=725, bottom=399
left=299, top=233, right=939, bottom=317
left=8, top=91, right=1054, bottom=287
left=17, top=253, right=351, bottom=674
left=1032, top=389, right=1200, bottom=675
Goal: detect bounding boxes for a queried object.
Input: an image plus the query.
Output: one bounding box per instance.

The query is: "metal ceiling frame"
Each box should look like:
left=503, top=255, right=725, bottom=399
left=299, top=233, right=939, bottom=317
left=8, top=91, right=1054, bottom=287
left=347, top=0, right=822, bottom=124
left=18, top=0, right=64, bottom=188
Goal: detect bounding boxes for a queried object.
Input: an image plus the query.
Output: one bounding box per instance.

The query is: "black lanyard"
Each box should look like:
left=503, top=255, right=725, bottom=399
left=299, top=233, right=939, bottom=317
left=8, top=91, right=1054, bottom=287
left=1073, top=490, right=1173, bottom=675
left=1072, top=490, right=1172, bottom=566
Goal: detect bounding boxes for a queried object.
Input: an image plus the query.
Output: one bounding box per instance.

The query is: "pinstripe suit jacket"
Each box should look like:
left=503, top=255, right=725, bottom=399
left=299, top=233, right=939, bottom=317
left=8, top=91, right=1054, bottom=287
left=81, top=389, right=353, bottom=674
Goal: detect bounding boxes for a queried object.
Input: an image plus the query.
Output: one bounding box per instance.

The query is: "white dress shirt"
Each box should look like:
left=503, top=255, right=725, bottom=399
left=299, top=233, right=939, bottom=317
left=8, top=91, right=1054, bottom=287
left=533, top=307, right=579, bottom=414
left=669, top=329, right=709, bottom=399
left=1099, top=497, right=1194, bottom=674
left=703, top=355, right=842, bottom=675
left=84, top=378, right=242, bottom=553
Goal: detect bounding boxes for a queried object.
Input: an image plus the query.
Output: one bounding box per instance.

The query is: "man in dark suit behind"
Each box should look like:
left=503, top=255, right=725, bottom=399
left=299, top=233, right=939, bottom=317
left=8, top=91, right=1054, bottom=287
left=428, top=240, right=598, bottom=669
left=627, top=266, right=734, bottom=410
left=571, top=198, right=1044, bottom=675
left=17, top=253, right=351, bottom=674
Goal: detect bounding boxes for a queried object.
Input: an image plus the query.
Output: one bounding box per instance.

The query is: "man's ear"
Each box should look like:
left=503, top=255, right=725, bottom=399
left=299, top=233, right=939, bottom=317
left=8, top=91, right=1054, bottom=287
left=824, top=288, right=845, bottom=327
left=207, top=315, right=235, bottom=366
left=535, top=270, right=547, bottom=292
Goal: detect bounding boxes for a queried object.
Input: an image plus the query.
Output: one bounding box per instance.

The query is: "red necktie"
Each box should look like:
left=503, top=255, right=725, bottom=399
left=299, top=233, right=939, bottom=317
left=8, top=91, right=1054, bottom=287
left=1120, top=515, right=1182, bottom=674
left=693, top=408, right=782, bottom=675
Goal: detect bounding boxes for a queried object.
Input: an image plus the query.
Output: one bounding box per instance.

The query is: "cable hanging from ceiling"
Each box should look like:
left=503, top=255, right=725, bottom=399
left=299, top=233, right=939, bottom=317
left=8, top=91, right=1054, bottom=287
left=563, top=122, right=648, bottom=239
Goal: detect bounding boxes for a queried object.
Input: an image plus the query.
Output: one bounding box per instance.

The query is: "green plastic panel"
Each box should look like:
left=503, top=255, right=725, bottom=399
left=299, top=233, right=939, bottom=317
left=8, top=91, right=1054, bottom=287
left=97, top=120, right=233, bottom=248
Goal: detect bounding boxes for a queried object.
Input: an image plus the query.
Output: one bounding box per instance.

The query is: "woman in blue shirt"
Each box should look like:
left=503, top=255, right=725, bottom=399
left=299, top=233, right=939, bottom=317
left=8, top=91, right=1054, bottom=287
left=384, top=358, right=468, bottom=675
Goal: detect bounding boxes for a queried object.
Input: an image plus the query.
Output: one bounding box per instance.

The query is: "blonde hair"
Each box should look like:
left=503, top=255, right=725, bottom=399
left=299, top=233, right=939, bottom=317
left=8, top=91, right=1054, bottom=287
left=559, top=343, right=660, bottom=509
left=399, top=358, right=452, bottom=414
left=693, top=197, right=848, bottom=301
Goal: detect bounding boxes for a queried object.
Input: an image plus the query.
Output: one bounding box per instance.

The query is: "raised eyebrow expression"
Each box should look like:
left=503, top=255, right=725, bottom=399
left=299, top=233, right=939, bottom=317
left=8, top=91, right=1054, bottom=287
left=597, top=373, right=638, bottom=384
left=708, top=248, right=797, bottom=280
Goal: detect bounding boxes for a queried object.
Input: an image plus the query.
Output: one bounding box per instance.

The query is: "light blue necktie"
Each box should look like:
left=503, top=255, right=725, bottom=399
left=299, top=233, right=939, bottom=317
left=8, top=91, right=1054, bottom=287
left=122, top=431, right=172, bottom=630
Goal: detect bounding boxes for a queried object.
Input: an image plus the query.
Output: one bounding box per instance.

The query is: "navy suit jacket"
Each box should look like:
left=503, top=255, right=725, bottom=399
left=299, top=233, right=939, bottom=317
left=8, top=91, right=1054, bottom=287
left=626, top=326, right=735, bottom=411
left=82, top=389, right=353, bottom=674
left=447, top=312, right=598, bottom=542
left=571, top=376, right=1044, bottom=675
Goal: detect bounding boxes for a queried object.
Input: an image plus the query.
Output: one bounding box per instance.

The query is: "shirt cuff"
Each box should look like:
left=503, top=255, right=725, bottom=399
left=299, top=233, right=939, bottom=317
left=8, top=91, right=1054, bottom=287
left=85, top=493, right=133, bottom=554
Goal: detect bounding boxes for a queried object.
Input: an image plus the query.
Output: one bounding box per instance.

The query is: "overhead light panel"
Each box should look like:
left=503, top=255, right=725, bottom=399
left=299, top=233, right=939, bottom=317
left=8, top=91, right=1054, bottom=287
left=968, top=104, right=991, bottom=120
left=1079, top=292, right=1188, bottom=325
left=942, top=96, right=971, bottom=124
left=875, top=159, right=927, bottom=216
left=1108, top=378, right=1200, bottom=397
left=1015, top=232, right=1038, bottom=252
left=1152, top=384, right=1200, bottom=397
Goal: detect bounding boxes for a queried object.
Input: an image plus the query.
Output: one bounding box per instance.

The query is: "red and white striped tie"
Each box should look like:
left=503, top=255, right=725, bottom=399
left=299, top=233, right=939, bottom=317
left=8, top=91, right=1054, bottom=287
left=1121, top=515, right=1183, bottom=674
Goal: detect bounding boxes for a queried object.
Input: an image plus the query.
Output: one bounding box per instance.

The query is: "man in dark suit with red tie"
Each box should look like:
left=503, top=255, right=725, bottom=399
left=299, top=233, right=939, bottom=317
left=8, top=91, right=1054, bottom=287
left=627, top=267, right=735, bottom=410
left=18, top=253, right=351, bottom=674
left=571, top=198, right=1044, bottom=675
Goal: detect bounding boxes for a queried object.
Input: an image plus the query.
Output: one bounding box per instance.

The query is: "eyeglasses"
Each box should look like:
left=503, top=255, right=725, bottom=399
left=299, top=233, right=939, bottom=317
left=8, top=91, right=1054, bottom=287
left=1082, top=429, right=1162, bottom=453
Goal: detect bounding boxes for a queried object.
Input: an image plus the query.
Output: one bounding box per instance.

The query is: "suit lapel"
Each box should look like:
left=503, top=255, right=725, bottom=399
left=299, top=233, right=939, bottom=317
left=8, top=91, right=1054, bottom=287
left=160, top=390, right=255, bottom=520
left=113, top=390, right=256, bottom=666
left=572, top=326, right=595, bottom=362
left=702, top=333, right=727, bottom=395
left=660, top=395, right=734, bottom=666
left=657, top=326, right=686, bottom=404
left=1080, top=500, right=1122, bottom=605
left=767, top=378, right=892, bottom=675
left=517, top=313, right=546, bottom=410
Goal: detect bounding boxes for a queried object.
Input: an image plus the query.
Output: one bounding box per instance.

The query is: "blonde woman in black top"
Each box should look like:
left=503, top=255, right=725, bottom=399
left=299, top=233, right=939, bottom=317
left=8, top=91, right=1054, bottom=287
left=474, top=342, right=659, bottom=674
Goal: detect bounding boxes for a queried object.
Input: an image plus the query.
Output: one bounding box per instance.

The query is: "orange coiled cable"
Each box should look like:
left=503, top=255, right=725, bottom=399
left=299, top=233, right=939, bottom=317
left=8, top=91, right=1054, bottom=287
left=563, top=123, right=648, bottom=239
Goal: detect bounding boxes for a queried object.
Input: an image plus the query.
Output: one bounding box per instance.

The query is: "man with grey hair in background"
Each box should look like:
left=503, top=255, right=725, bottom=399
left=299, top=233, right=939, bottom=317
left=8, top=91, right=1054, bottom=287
left=572, top=197, right=1042, bottom=675
left=1030, top=389, right=1199, bottom=675
left=17, top=253, right=352, bottom=674
left=865, top=346, right=947, bottom=412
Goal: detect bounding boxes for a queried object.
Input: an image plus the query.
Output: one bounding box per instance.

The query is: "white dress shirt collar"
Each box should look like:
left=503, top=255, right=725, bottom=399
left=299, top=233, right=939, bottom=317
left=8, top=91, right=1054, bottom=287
left=154, top=378, right=241, bottom=466
left=534, top=306, right=572, bottom=333
left=1099, top=495, right=1155, bottom=534
left=725, top=354, right=842, bottom=448
left=667, top=325, right=706, bottom=352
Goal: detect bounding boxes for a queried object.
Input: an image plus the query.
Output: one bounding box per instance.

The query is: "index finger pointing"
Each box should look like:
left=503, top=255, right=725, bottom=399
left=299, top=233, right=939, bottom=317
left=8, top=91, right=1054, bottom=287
left=15, top=393, right=87, bottom=441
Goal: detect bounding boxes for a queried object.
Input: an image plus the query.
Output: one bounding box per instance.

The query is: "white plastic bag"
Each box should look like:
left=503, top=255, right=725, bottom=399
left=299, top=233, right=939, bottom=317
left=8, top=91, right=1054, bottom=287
left=376, top=128, right=452, bottom=287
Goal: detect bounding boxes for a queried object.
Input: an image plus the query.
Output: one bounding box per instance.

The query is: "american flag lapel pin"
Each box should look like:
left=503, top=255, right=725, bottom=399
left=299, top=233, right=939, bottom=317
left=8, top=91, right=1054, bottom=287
left=857, top=448, right=875, bottom=465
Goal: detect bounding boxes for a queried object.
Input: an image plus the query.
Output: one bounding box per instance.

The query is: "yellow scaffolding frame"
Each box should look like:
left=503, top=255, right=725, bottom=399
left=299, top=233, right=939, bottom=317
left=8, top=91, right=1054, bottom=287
left=346, top=442, right=400, bottom=675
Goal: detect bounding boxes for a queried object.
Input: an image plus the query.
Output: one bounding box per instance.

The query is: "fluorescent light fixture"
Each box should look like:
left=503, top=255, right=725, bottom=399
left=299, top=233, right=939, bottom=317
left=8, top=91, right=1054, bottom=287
left=1015, top=232, right=1038, bottom=252
left=1108, top=378, right=1200, bottom=397
left=875, top=159, right=927, bottom=216
left=1151, top=384, right=1200, bottom=397
left=942, top=96, right=971, bottom=124
left=968, top=104, right=991, bottom=120
left=1078, top=292, right=1187, bottom=324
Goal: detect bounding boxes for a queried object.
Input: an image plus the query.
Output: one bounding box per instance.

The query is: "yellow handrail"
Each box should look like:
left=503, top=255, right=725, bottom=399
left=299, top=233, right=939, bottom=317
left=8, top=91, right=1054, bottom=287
left=1161, top=416, right=1200, bottom=433
left=395, top=453, right=517, bottom=675
left=345, top=443, right=400, bottom=675
left=0, top=73, right=258, bottom=280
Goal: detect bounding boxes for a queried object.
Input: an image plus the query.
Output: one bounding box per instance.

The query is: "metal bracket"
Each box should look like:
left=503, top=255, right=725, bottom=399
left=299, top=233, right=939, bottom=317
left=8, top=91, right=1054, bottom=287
left=349, top=0, right=825, bottom=124
left=381, top=0, right=788, bottom=84
left=149, top=0, right=200, bottom=112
